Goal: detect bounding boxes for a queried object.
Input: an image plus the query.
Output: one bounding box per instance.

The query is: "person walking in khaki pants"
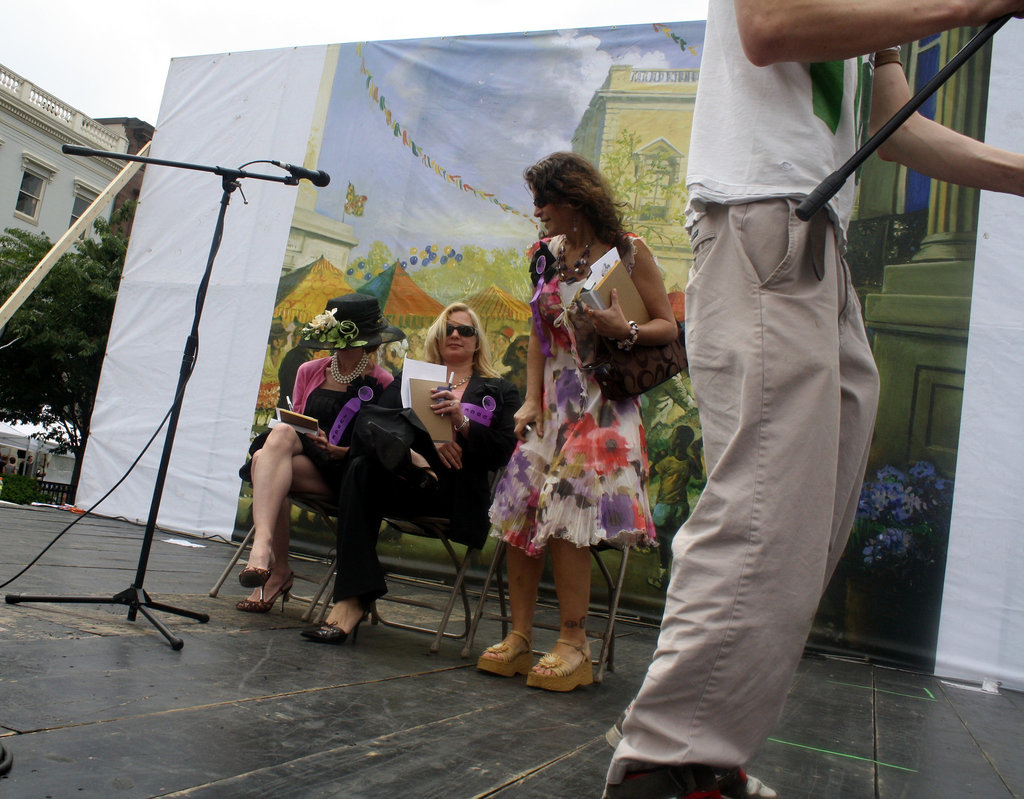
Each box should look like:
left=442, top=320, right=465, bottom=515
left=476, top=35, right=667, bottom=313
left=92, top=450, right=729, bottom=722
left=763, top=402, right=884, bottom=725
left=605, top=2, right=1024, bottom=797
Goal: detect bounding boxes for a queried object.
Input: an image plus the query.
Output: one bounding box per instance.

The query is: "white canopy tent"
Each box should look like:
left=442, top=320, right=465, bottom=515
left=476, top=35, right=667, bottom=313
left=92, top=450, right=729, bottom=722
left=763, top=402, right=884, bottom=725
left=0, top=421, right=75, bottom=483
left=0, top=420, right=48, bottom=450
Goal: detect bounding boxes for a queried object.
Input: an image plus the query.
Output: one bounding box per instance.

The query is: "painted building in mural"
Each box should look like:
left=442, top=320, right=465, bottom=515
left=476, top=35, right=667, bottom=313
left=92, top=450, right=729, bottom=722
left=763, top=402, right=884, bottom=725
left=573, top=64, right=698, bottom=291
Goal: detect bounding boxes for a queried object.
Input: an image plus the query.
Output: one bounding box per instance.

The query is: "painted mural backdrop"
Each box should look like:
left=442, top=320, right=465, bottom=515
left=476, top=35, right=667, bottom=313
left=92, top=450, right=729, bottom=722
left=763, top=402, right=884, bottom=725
left=240, top=21, right=991, bottom=670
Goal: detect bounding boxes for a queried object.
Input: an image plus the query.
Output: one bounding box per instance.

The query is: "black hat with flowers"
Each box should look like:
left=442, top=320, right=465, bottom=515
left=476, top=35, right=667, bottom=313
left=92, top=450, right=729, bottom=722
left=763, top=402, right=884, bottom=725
left=298, top=294, right=405, bottom=350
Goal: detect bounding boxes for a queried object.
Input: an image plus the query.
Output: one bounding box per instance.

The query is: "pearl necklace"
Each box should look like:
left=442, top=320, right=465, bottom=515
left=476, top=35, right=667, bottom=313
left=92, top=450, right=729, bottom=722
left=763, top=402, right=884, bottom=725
left=556, top=237, right=594, bottom=281
left=330, top=351, right=370, bottom=384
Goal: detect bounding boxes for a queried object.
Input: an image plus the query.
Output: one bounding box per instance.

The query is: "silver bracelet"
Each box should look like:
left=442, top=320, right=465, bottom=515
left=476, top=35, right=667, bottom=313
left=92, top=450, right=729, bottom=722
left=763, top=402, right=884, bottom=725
left=455, top=417, right=470, bottom=432
left=617, top=320, right=640, bottom=351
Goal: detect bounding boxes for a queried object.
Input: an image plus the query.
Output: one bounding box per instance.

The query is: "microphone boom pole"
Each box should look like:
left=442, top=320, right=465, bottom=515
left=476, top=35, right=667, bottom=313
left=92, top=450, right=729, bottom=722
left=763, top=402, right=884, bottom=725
left=796, top=15, right=1012, bottom=221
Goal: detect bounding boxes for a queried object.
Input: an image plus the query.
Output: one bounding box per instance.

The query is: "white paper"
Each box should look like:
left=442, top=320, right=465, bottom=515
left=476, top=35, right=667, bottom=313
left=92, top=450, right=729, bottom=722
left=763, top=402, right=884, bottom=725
left=161, top=537, right=206, bottom=548
left=581, top=247, right=620, bottom=290
left=400, top=356, right=448, bottom=407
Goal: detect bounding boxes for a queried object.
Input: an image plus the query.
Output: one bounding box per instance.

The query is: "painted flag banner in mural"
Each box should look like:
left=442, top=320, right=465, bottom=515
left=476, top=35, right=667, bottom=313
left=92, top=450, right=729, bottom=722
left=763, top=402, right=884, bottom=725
left=238, top=20, right=991, bottom=672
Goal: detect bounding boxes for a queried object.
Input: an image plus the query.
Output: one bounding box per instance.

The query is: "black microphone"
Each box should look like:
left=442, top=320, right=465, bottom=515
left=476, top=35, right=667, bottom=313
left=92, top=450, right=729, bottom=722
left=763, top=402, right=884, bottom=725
left=272, top=161, right=331, bottom=187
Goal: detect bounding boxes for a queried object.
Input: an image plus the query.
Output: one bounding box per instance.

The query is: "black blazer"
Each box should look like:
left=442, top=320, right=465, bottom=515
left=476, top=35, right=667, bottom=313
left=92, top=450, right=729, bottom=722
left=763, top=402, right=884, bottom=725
left=446, top=375, right=520, bottom=546
left=379, top=373, right=520, bottom=548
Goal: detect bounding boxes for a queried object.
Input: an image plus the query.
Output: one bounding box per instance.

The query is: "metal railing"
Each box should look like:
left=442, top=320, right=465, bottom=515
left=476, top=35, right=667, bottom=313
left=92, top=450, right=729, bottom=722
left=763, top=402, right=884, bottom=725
left=37, top=481, right=76, bottom=505
left=0, top=63, right=128, bottom=153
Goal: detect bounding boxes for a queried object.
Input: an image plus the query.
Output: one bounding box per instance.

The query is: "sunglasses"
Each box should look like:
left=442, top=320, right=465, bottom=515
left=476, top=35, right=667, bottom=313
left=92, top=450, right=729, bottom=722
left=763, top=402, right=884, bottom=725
left=446, top=323, right=477, bottom=338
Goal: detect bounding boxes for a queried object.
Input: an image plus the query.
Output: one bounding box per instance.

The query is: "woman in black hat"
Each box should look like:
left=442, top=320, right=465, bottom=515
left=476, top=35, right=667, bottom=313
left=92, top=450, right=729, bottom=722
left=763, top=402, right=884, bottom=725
left=236, top=294, right=405, bottom=613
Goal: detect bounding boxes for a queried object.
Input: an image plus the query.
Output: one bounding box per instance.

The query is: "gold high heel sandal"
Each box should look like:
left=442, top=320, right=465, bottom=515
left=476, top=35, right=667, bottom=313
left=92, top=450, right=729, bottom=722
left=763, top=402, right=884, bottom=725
left=477, top=630, right=533, bottom=677
left=526, top=638, right=593, bottom=692
left=236, top=572, right=294, bottom=613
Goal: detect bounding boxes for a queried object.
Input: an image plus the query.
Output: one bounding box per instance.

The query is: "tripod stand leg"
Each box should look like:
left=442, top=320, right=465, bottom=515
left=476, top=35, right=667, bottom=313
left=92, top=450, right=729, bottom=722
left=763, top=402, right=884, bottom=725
left=130, top=600, right=185, bottom=650
left=6, top=593, right=113, bottom=605
left=137, top=590, right=210, bottom=623
left=6, top=586, right=208, bottom=650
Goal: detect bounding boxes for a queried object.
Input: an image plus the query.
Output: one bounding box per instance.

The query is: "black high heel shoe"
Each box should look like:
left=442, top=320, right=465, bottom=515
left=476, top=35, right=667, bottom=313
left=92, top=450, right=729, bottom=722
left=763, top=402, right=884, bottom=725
left=368, top=422, right=438, bottom=490
left=300, top=603, right=370, bottom=645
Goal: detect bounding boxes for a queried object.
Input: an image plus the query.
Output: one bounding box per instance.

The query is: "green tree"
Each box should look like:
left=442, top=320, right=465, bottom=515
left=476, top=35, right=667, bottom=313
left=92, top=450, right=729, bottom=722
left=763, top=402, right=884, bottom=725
left=357, top=240, right=396, bottom=279
left=0, top=202, right=134, bottom=493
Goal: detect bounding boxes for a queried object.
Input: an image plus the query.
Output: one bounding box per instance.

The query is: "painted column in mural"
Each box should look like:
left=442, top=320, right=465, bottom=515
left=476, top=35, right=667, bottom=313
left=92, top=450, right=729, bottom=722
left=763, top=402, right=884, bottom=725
left=862, top=30, right=990, bottom=477
left=820, top=29, right=992, bottom=669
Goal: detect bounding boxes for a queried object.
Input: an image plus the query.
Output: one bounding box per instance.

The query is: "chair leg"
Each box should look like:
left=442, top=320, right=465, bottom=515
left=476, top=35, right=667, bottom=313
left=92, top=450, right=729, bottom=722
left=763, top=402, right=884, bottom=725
left=301, top=554, right=337, bottom=623
left=373, top=527, right=476, bottom=651
left=209, top=526, right=254, bottom=597
left=430, top=542, right=475, bottom=653
left=461, top=539, right=506, bottom=659
left=591, top=546, right=629, bottom=683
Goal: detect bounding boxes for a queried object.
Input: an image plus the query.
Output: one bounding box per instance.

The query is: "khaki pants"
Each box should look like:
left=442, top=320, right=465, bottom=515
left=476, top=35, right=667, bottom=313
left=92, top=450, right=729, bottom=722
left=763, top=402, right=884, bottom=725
left=609, top=199, right=879, bottom=781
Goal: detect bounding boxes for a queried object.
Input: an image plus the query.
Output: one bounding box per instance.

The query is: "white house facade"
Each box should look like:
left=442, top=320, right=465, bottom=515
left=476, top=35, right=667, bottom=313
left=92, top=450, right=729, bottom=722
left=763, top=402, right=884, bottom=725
left=0, top=63, right=128, bottom=241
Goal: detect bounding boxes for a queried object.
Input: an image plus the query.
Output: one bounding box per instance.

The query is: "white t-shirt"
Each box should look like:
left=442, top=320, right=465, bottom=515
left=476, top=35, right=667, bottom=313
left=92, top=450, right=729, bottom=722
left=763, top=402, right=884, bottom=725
left=687, top=0, right=875, bottom=240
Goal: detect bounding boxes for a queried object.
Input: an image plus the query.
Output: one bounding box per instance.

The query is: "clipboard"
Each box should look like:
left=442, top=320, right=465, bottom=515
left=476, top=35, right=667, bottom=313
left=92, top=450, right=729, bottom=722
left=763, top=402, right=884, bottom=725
left=578, top=258, right=650, bottom=324
left=271, top=407, right=319, bottom=435
left=408, top=378, right=454, bottom=442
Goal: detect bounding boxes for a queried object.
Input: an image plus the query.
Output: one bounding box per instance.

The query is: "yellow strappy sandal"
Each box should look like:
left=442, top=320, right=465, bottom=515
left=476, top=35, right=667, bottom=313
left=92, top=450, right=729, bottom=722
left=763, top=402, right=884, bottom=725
left=526, top=638, right=593, bottom=692
left=476, top=630, right=533, bottom=677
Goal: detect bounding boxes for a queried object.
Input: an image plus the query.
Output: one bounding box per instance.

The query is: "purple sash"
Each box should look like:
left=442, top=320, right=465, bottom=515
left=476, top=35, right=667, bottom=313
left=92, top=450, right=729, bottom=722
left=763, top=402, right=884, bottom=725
left=462, top=394, right=497, bottom=427
left=529, top=256, right=554, bottom=358
left=328, top=385, right=375, bottom=445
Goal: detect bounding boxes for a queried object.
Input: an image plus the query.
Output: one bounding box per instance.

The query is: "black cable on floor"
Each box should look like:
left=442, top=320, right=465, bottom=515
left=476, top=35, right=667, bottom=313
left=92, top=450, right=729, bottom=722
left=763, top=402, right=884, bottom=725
left=0, top=741, right=12, bottom=776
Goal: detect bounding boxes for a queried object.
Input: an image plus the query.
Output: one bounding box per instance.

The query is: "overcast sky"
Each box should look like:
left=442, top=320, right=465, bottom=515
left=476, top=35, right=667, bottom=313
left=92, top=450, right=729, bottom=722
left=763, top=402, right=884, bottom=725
left=2, top=0, right=709, bottom=126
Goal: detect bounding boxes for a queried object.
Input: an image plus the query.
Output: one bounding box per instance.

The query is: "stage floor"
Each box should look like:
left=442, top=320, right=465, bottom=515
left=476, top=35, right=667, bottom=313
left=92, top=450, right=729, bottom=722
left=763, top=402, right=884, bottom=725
left=1, top=503, right=1022, bottom=798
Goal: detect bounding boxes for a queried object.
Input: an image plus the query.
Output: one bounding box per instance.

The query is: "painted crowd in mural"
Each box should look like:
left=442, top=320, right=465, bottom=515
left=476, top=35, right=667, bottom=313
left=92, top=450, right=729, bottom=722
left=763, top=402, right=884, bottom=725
left=239, top=21, right=992, bottom=670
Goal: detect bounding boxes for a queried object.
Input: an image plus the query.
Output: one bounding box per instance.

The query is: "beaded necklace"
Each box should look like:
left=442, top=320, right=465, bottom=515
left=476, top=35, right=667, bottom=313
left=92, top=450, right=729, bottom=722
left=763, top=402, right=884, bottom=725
left=330, top=351, right=370, bottom=384
left=556, top=237, right=594, bottom=281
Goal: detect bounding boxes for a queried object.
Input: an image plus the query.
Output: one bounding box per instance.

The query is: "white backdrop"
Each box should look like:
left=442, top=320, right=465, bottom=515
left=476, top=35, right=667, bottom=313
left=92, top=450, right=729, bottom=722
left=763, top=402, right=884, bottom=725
left=77, top=46, right=329, bottom=538
left=934, top=26, right=1024, bottom=691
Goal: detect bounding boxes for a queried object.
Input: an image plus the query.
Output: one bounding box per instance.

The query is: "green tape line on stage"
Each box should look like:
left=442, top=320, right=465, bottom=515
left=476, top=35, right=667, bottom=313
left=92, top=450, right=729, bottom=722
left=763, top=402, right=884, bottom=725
left=767, top=737, right=918, bottom=773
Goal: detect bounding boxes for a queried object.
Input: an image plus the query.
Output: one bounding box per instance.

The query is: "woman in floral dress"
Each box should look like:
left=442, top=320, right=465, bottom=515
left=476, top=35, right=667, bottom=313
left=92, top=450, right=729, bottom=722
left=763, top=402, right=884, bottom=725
left=478, top=152, right=678, bottom=691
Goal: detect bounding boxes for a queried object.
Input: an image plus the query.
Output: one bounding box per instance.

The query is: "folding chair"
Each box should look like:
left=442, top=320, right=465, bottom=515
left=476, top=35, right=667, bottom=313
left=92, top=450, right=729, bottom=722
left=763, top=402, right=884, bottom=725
left=460, top=538, right=631, bottom=684
left=304, top=470, right=505, bottom=651
left=215, top=477, right=496, bottom=652
left=374, top=515, right=482, bottom=652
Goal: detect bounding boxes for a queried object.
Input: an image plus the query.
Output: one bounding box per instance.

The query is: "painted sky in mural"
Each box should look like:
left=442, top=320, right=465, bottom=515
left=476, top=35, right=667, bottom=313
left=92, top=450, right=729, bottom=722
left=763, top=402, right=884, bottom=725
left=314, top=21, right=705, bottom=272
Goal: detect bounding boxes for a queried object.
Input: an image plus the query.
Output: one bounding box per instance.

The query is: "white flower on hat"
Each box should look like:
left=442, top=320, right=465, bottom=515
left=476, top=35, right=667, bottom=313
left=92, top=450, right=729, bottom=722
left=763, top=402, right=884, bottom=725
left=300, top=310, right=368, bottom=349
left=306, top=308, right=338, bottom=333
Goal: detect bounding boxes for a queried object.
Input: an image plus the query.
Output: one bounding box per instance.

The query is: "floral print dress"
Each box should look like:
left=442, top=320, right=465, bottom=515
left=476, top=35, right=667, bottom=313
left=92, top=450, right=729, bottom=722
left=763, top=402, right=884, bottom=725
left=490, top=235, right=657, bottom=555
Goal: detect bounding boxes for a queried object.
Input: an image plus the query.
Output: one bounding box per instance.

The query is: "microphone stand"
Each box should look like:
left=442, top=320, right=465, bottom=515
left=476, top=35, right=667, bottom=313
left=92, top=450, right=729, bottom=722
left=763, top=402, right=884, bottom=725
left=796, top=15, right=1012, bottom=221
left=5, top=146, right=308, bottom=649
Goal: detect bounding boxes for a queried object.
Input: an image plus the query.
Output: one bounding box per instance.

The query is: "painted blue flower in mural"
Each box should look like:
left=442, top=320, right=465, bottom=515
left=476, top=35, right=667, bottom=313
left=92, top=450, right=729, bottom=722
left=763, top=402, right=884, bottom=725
left=852, top=461, right=954, bottom=582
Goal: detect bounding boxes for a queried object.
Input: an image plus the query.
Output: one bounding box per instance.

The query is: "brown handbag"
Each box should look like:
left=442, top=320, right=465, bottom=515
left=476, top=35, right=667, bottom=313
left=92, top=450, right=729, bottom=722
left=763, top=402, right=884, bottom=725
left=582, top=324, right=687, bottom=401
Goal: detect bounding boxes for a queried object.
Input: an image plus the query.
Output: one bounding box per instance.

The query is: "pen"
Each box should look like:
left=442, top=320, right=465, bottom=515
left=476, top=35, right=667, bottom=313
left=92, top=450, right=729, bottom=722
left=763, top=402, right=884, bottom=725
left=286, top=395, right=293, bottom=410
